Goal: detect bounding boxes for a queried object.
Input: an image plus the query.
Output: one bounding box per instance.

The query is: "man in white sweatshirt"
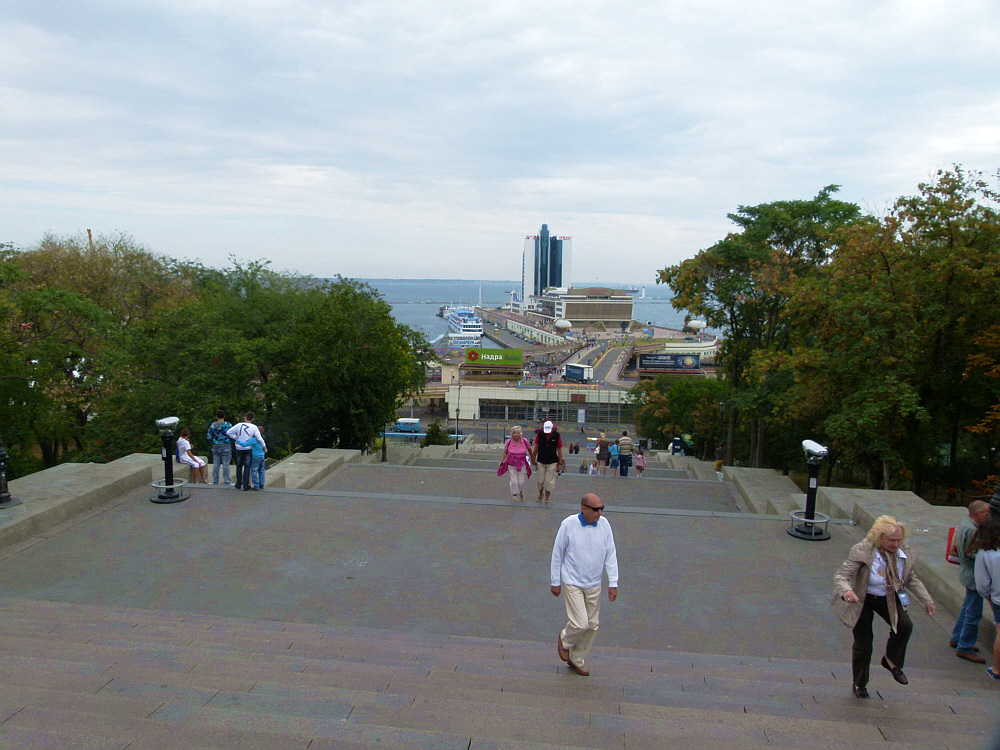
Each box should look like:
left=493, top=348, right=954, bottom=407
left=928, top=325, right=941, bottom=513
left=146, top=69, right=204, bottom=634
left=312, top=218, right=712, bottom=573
left=550, top=493, right=619, bottom=676
left=226, top=412, right=266, bottom=492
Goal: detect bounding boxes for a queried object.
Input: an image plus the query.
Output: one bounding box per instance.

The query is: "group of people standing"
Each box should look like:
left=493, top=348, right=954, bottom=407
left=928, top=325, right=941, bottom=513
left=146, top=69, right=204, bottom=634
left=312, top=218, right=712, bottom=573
left=175, top=409, right=268, bottom=491
left=948, top=501, right=1000, bottom=681
left=832, top=503, right=1000, bottom=699
left=593, top=430, right=644, bottom=477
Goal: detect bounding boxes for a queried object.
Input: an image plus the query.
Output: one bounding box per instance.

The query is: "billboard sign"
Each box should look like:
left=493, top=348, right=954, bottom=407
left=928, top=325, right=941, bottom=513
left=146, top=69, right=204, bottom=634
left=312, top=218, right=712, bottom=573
left=638, top=353, right=701, bottom=371
left=466, top=348, right=524, bottom=366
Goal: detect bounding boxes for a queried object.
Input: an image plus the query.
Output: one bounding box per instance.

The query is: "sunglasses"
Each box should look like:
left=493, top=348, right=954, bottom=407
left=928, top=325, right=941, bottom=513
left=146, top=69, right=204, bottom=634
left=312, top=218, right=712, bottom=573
left=583, top=505, right=604, bottom=512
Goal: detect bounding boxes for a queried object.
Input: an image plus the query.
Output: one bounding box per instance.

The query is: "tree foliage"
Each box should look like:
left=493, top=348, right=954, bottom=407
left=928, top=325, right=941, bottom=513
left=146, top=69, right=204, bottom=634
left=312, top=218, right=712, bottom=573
left=659, top=167, right=1000, bottom=495
left=658, top=186, right=863, bottom=467
left=1, top=237, right=428, bottom=477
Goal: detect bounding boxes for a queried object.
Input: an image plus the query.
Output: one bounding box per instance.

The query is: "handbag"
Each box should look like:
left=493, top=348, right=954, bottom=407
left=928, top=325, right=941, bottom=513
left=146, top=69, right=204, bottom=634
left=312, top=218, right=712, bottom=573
left=945, top=526, right=961, bottom=565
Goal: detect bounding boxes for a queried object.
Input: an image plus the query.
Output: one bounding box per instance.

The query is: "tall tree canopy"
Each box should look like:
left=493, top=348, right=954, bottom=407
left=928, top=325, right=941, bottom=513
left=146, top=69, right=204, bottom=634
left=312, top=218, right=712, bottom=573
left=658, top=186, right=862, bottom=467
left=657, top=168, right=1000, bottom=495
left=0, top=235, right=428, bottom=476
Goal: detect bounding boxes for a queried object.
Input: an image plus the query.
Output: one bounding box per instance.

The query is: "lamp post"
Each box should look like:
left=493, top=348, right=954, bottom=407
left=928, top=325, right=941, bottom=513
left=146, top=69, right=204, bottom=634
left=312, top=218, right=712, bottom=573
left=455, top=381, right=462, bottom=449
left=381, top=427, right=387, bottom=463
left=0, top=433, right=22, bottom=509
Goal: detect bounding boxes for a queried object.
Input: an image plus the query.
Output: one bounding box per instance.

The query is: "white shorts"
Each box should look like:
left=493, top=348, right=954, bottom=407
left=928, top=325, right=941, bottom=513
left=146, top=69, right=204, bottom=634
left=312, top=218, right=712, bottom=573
left=179, top=455, right=206, bottom=469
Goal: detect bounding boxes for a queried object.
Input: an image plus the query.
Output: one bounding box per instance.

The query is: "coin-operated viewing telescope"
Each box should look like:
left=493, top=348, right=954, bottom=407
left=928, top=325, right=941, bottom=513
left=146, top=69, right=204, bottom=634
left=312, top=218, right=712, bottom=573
left=150, top=416, right=189, bottom=504
left=787, top=439, right=831, bottom=541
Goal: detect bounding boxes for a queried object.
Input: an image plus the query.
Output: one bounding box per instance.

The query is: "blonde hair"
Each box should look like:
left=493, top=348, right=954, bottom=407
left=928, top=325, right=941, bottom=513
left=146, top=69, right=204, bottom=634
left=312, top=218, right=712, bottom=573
left=511, top=425, right=522, bottom=437
left=600, top=432, right=606, bottom=440
left=865, top=515, right=906, bottom=545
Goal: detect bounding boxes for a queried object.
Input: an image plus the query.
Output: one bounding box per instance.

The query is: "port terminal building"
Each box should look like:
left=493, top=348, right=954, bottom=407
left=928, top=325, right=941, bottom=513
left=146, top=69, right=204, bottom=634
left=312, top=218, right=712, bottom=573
left=425, top=349, right=635, bottom=426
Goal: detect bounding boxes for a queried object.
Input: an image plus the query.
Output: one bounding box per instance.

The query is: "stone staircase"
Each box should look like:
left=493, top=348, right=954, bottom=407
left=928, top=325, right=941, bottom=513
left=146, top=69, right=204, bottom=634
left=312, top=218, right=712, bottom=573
left=0, top=598, right=995, bottom=749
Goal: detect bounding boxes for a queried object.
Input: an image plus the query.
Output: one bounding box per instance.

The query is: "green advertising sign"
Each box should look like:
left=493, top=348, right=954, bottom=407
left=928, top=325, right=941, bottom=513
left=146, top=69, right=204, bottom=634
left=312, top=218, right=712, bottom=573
left=465, top=348, right=523, bottom=366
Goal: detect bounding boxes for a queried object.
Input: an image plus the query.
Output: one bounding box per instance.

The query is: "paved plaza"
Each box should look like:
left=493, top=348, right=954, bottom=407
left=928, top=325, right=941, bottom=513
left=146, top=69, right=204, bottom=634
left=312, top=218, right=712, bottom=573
left=0, top=462, right=958, bottom=666
left=0, top=453, right=996, bottom=748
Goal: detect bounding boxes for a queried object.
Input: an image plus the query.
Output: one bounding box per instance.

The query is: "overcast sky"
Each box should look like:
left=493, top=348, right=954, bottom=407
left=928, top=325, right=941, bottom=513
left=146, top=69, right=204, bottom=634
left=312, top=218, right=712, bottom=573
left=3, top=1, right=998, bottom=283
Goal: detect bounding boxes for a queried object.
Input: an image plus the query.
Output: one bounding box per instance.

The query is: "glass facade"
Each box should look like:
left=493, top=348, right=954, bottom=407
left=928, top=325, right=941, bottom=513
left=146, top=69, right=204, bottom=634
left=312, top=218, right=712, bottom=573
left=478, top=389, right=634, bottom=426
left=524, top=224, right=572, bottom=303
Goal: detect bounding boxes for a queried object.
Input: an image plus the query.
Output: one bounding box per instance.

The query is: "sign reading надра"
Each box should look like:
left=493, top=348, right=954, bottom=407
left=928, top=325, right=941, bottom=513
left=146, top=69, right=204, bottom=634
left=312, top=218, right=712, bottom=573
left=466, top=348, right=524, bottom=366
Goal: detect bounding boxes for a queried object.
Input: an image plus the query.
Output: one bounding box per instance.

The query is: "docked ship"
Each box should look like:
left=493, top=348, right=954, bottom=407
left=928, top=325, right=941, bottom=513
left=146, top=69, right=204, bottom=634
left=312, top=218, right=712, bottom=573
left=447, top=307, right=484, bottom=346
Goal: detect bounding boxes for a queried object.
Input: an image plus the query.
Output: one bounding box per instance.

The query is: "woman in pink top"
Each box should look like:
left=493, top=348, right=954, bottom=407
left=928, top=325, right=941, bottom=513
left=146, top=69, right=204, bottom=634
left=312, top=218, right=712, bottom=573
left=498, top=425, right=531, bottom=502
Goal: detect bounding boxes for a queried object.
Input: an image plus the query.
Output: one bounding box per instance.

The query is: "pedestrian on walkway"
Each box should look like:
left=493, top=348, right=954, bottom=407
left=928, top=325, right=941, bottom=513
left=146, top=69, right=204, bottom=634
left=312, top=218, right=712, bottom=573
left=226, top=413, right=266, bottom=491
left=531, top=420, right=564, bottom=504
left=832, top=515, right=936, bottom=699
left=634, top=448, right=647, bottom=477
left=714, top=444, right=725, bottom=481
left=176, top=428, right=208, bottom=484
left=237, top=433, right=267, bottom=490
left=551, top=493, right=619, bottom=677
left=498, top=425, right=531, bottom=502
left=950, top=500, right=991, bottom=663
left=206, top=409, right=233, bottom=485
left=972, top=517, right=1000, bottom=680
left=596, top=433, right=610, bottom=475
left=607, top=440, right=619, bottom=476
left=617, top=430, right=634, bottom=477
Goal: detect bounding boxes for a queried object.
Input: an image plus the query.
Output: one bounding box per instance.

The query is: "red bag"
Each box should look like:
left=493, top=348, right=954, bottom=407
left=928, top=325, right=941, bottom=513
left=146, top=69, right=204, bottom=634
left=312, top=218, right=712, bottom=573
left=946, top=526, right=961, bottom=565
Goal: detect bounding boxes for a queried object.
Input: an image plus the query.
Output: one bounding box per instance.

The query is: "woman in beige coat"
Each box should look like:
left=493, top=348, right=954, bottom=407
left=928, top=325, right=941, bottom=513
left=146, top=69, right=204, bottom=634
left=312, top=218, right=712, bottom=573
left=832, top=515, right=935, bottom=699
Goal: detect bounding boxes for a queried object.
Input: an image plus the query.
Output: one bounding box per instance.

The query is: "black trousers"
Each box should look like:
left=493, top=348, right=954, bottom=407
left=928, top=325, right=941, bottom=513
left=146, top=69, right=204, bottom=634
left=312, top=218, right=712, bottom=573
left=852, top=593, right=913, bottom=687
left=234, top=449, right=253, bottom=490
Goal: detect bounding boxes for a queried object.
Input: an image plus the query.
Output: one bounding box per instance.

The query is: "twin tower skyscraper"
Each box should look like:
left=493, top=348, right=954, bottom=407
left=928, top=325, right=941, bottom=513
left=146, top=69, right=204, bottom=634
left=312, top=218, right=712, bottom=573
left=521, top=224, right=572, bottom=310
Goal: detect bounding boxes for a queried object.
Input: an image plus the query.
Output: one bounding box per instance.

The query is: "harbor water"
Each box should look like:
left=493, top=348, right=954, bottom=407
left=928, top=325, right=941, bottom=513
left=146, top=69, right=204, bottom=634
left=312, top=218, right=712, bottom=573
left=357, top=278, right=685, bottom=342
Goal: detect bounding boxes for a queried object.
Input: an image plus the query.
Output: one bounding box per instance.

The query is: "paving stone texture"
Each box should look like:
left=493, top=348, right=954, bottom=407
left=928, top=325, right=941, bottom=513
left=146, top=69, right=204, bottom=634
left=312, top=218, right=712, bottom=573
left=0, top=453, right=997, bottom=748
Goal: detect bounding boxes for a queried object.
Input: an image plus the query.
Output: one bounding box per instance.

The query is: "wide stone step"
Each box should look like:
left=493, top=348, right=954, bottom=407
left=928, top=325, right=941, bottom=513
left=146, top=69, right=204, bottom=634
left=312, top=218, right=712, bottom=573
left=0, top=598, right=994, bottom=749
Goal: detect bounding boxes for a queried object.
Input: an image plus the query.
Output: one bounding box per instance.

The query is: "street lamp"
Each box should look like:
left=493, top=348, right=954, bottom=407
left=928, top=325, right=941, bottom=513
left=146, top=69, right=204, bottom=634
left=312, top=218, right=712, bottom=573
left=455, top=381, right=462, bottom=449
left=0, top=432, right=22, bottom=509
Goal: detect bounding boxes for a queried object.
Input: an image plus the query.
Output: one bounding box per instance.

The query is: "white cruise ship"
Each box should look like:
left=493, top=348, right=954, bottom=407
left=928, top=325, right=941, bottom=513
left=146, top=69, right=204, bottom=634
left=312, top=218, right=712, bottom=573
left=447, top=307, right=483, bottom=345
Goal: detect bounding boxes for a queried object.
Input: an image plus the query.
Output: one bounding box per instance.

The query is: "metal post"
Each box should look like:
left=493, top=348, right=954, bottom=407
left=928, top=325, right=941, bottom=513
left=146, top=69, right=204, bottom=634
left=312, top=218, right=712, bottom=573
left=0, top=434, right=23, bottom=509
left=455, top=382, right=461, bottom=449
left=381, top=428, right=387, bottom=462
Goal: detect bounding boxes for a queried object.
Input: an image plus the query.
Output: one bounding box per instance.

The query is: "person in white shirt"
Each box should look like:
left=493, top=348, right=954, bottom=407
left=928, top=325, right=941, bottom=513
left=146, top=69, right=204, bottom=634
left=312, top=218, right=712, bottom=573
left=226, top=412, right=266, bottom=491
left=550, top=493, right=619, bottom=676
left=175, top=428, right=208, bottom=484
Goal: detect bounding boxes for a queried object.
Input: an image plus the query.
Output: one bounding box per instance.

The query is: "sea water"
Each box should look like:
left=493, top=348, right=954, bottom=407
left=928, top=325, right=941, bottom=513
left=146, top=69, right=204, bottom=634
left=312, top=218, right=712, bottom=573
left=355, top=278, right=686, bottom=342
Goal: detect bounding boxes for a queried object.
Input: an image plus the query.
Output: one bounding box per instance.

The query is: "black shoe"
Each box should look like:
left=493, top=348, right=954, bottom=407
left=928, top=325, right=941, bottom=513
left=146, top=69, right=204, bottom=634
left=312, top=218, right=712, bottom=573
left=881, top=656, right=908, bottom=684
left=852, top=685, right=869, bottom=699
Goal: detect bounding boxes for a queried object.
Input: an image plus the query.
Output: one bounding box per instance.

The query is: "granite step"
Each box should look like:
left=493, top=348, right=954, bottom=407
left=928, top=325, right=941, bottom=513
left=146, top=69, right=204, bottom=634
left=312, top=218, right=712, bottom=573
left=0, top=598, right=995, bottom=749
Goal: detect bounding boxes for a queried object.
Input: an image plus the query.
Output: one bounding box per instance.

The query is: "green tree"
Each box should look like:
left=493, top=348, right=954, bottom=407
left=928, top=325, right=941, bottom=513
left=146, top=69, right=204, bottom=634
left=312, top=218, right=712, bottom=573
left=658, top=187, right=862, bottom=467
left=421, top=420, right=454, bottom=447
left=630, top=376, right=727, bottom=456
left=0, top=234, right=194, bottom=467
left=762, top=168, right=1000, bottom=489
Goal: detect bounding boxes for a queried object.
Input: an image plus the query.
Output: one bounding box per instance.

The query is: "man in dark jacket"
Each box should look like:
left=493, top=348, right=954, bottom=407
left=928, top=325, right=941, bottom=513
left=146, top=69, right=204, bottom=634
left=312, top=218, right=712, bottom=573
left=531, top=420, right=564, bottom=504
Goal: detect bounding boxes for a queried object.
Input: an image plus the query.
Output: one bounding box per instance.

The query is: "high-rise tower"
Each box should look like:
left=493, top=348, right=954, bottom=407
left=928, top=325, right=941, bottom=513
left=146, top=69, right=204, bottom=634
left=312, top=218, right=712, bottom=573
left=522, top=224, right=572, bottom=309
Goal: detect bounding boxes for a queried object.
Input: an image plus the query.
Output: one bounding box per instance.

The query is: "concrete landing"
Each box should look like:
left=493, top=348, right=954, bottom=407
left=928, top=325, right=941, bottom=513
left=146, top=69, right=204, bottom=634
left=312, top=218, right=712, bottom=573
left=1, top=454, right=997, bottom=748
